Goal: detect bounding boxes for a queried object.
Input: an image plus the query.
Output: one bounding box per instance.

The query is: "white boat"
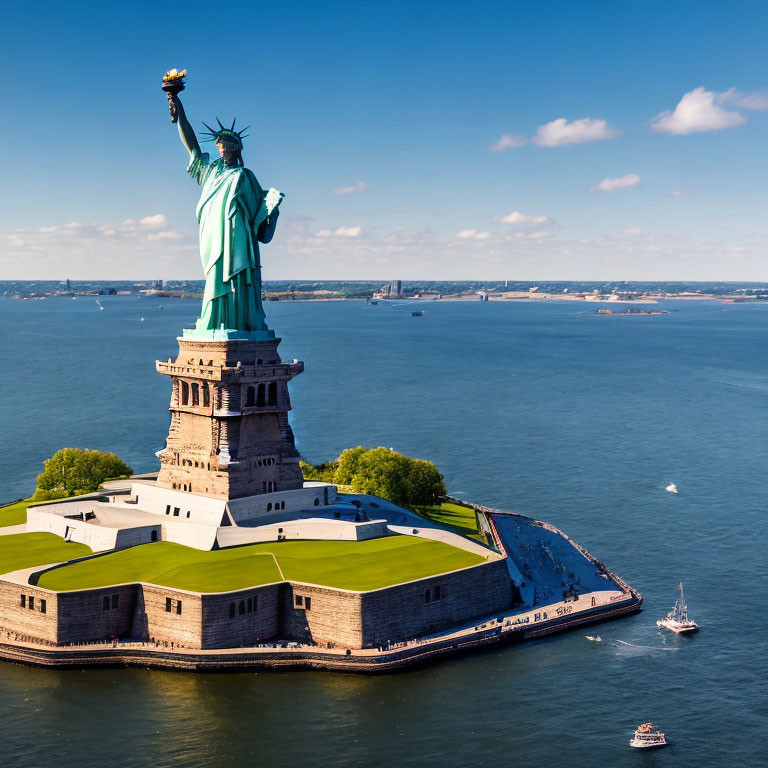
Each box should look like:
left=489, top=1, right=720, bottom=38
left=666, top=482, right=678, bottom=493
left=629, top=722, right=666, bottom=749
left=584, top=635, right=602, bottom=642
left=657, top=582, right=698, bottom=634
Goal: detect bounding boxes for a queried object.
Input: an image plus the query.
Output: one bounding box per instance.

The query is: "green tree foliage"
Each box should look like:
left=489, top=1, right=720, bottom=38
left=329, top=446, right=445, bottom=506
left=34, top=448, right=132, bottom=499
left=299, top=459, right=338, bottom=483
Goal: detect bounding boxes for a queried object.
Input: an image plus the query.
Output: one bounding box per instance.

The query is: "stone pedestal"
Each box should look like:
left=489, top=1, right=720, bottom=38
left=155, top=334, right=304, bottom=500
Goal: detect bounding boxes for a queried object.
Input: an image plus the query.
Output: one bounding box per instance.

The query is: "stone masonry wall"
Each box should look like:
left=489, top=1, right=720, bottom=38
left=360, top=560, right=513, bottom=648
left=57, top=585, right=139, bottom=643
left=281, top=583, right=363, bottom=649
left=0, top=581, right=59, bottom=644
left=132, top=585, right=204, bottom=649
left=200, top=585, right=280, bottom=649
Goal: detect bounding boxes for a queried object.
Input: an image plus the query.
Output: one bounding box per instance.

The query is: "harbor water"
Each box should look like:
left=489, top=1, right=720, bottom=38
left=0, top=295, right=766, bottom=767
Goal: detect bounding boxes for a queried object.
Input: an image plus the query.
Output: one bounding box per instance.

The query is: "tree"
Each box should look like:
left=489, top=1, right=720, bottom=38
left=299, top=459, right=338, bottom=483
left=332, top=446, right=368, bottom=485
left=330, top=446, right=446, bottom=507
left=34, top=448, right=132, bottom=499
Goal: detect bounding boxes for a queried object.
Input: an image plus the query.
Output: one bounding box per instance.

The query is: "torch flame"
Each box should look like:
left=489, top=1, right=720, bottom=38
left=163, top=68, right=187, bottom=82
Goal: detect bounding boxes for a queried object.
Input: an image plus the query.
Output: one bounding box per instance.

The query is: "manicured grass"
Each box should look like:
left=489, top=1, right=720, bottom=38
left=0, top=533, right=92, bottom=575
left=37, top=536, right=486, bottom=593
left=414, top=502, right=484, bottom=541
left=0, top=499, right=31, bottom=528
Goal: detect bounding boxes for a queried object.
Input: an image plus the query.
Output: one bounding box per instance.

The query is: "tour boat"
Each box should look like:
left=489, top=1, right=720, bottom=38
left=630, top=723, right=666, bottom=749
left=657, top=582, right=698, bottom=634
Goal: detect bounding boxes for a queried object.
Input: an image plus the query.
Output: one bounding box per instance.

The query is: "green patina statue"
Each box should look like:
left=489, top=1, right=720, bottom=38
left=163, top=70, right=282, bottom=337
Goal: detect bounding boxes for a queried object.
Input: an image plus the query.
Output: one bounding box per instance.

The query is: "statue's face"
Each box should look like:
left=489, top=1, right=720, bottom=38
left=217, top=141, right=239, bottom=165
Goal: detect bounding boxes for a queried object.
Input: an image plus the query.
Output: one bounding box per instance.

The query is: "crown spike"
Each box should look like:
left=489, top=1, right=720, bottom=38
left=231, top=118, right=237, bottom=130
left=216, top=117, right=225, bottom=130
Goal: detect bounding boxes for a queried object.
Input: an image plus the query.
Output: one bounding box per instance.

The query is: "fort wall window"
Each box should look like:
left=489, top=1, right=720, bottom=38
left=202, top=386, right=210, bottom=407
left=191, top=383, right=200, bottom=406
left=245, top=386, right=255, bottom=407
left=295, top=595, right=303, bottom=607
left=176, top=601, right=182, bottom=615
left=40, top=599, right=46, bottom=614
left=151, top=531, right=158, bottom=541
left=173, top=507, right=180, bottom=517
left=165, top=597, right=172, bottom=612
left=103, top=596, right=110, bottom=611
left=229, top=602, right=235, bottom=619
left=20, top=595, right=25, bottom=608
left=181, top=381, right=189, bottom=405
left=112, top=594, right=119, bottom=610
left=165, top=505, right=171, bottom=515
left=239, top=600, right=245, bottom=615
left=256, top=383, right=266, bottom=407
left=305, top=597, right=311, bottom=610
left=29, top=597, right=34, bottom=610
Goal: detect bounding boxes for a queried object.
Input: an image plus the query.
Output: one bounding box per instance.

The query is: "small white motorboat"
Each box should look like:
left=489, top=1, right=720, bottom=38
left=630, top=722, right=666, bottom=749
left=584, top=635, right=602, bottom=642
left=666, top=483, right=678, bottom=493
left=657, top=582, right=698, bottom=634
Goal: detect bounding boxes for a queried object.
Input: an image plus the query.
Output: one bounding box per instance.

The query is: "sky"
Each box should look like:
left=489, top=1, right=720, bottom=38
left=2, top=0, right=768, bottom=281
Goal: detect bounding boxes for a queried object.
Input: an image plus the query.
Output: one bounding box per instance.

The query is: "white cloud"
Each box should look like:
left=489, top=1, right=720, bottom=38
left=651, top=87, right=747, bottom=135
left=590, top=173, right=641, bottom=192
left=532, top=117, right=619, bottom=147
left=315, top=226, right=364, bottom=238
left=147, top=230, right=183, bottom=241
left=719, top=87, right=768, bottom=111
left=491, top=133, right=528, bottom=152
left=333, top=181, right=367, bottom=195
left=139, top=213, right=169, bottom=229
left=456, top=229, right=491, bottom=240
left=500, top=211, right=552, bottom=226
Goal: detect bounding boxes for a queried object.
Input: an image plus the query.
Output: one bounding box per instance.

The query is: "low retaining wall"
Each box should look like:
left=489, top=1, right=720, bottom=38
left=0, top=591, right=641, bottom=673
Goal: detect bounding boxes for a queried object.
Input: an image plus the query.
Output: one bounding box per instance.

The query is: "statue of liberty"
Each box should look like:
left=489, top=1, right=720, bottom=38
left=162, top=70, right=282, bottom=337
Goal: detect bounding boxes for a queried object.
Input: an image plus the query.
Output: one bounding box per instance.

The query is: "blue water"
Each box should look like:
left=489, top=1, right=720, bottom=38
left=1, top=296, right=767, bottom=767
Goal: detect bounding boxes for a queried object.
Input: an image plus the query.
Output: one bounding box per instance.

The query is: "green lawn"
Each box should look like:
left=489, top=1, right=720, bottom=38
left=37, top=536, right=486, bottom=593
left=0, top=533, right=92, bottom=574
left=0, top=499, right=31, bottom=528
left=414, top=502, right=484, bottom=541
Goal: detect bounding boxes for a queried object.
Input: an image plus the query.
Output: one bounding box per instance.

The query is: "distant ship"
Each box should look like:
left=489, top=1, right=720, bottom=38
left=657, top=582, right=698, bottom=634
left=629, top=723, right=666, bottom=749
left=596, top=308, right=670, bottom=315
left=412, top=311, right=423, bottom=317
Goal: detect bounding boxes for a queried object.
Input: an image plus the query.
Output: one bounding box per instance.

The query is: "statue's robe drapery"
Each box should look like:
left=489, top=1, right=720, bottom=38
left=188, top=152, right=278, bottom=332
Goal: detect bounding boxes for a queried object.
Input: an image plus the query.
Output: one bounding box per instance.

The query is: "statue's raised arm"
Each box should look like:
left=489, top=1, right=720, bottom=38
left=161, top=68, right=284, bottom=339
left=161, top=70, right=200, bottom=158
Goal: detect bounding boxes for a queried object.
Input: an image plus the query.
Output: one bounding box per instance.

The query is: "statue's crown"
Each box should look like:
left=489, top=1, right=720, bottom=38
left=200, top=118, right=250, bottom=150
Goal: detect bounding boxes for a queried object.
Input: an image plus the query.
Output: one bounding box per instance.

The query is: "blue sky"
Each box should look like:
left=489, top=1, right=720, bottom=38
left=2, top=0, right=768, bottom=280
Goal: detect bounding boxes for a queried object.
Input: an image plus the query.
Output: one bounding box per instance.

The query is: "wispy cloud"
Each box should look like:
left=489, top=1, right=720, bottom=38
left=533, top=117, right=619, bottom=147
left=139, top=213, right=170, bottom=229
left=456, top=228, right=491, bottom=240
left=499, top=211, right=553, bottom=226
left=590, top=173, right=641, bottom=192
left=492, top=117, right=618, bottom=151
left=333, top=182, right=368, bottom=195
left=651, top=86, right=768, bottom=135
left=315, top=226, right=364, bottom=238
left=491, top=133, right=528, bottom=152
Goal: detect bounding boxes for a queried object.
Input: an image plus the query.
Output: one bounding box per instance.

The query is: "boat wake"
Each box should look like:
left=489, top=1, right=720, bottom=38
left=615, top=639, right=679, bottom=651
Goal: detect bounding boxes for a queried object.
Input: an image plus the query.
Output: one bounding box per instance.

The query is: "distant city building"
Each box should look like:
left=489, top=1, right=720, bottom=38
left=66, top=279, right=71, bottom=291
left=390, top=280, right=402, bottom=296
